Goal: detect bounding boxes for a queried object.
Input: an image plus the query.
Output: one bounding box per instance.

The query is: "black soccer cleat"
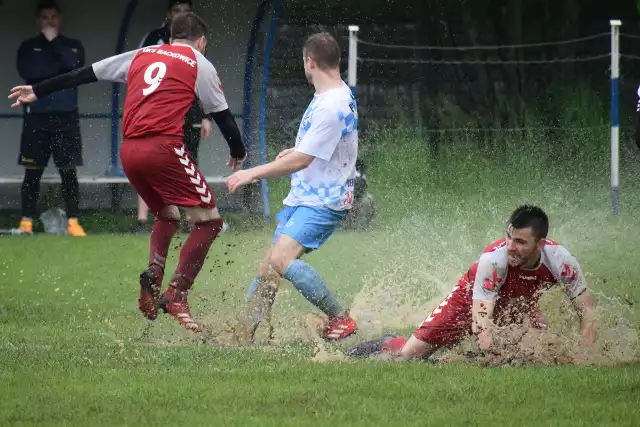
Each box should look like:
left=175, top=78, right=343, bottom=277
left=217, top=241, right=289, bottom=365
left=344, top=333, right=397, bottom=358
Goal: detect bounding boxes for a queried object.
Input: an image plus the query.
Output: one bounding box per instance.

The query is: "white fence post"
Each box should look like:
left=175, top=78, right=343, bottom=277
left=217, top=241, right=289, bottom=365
left=610, top=19, right=622, bottom=216
left=348, top=25, right=359, bottom=95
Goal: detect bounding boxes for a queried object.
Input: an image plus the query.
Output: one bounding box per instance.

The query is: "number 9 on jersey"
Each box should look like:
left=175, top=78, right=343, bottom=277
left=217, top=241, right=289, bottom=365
left=143, top=62, right=167, bottom=96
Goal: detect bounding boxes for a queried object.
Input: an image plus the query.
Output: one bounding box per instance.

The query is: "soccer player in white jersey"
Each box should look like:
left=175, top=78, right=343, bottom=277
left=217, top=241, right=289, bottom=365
left=346, top=205, right=598, bottom=361
left=226, top=33, right=358, bottom=343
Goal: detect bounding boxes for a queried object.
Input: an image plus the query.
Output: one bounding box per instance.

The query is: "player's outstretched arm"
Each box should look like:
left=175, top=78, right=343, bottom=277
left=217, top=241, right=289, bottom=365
left=570, top=289, right=597, bottom=348
left=206, top=109, right=246, bottom=160
left=276, top=148, right=294, bottom=160
left=226, top=102, right=345, bottom=191
left=225, top=152, right=314, bottom=193
left=471, top=255, right=505, bottom=351
left=8, top=64, right=97, bottom=107
left=557, top=253, right=597, bottom=349
left=9, top=49, right=140, bottom=107
left=253, top=151, right=314, bottom=179
left=472, top=299, right=496, bottom=350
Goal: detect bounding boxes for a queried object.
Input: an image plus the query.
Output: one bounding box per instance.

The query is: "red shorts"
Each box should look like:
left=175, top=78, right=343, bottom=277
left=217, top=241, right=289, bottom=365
left=120, top=136, right=215, bottom=215
left=413, top=278, right=548, bottom=348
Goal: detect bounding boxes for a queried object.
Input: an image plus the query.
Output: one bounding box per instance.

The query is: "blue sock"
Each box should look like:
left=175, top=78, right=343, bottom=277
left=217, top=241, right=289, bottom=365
left=246, top=277, right=269, bottom=325
left=283, top=259, right=342, bottom=318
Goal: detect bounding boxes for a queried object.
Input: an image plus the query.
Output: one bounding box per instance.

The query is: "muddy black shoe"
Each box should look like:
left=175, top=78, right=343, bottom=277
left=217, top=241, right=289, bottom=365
left=345, top=333, right=397, bottom=358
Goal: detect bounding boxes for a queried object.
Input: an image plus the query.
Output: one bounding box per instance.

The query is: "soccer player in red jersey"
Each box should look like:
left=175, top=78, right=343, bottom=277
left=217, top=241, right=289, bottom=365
left=346, top=205, right=598, bottom=360
left=8, top=12, right=247, bottom=333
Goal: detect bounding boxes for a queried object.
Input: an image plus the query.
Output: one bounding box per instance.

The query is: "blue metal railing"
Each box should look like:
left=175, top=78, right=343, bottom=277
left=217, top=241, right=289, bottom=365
left=109, top=0, right=140, bottom=176
left=243, top=0, right=272, bottom=168
left=257, top=0, right=282, bottom=221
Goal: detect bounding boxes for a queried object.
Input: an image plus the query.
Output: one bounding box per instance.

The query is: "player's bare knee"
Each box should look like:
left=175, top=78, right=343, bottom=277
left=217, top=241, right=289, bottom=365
left=183, top=206, right=221, bottom=224
left=269, top=236, right=305, bottom=275
left=157, top=205, right=180, bottom=221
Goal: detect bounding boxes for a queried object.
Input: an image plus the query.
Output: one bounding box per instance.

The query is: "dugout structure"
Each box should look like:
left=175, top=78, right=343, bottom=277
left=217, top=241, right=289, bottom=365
left=2, top=0, right=636, bottom=219
left=0, top=0, right=284, bottom=220
left=0, top=0, right=414, bottom=219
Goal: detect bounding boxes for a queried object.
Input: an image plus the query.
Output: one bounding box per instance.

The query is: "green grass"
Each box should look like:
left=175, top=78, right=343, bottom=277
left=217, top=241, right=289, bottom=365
left=2, top=121, right=640, bottom=425
left=0, top=231, right=639, bottom=426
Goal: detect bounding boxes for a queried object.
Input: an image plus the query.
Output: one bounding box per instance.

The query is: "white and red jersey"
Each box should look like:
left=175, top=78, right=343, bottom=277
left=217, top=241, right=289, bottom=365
left=411, top=237, right=587, bottom=346
left=91, top=43, right=227, bottom=140
left=467, top=238, right=587, bottom=305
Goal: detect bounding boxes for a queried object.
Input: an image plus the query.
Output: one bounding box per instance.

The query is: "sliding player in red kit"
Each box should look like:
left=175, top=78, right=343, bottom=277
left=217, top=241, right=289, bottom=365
left=346, top=205, right=598, bottom=361
left=8, top=12, right=247, bottom=333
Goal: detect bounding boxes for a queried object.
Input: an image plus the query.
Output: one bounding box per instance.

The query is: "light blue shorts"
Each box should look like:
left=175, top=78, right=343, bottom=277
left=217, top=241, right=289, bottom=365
left=272, top=205, right=347, bottom=253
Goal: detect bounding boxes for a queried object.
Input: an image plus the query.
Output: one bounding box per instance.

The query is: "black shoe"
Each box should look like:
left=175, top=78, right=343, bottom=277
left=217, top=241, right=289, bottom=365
left=345, top=333, right=397, bottom=358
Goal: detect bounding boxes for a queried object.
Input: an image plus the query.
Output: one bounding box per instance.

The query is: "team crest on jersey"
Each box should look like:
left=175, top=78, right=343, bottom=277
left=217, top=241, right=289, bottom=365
left=483, top=262, right=504, bottom=292
left=216, top=72, right=223, bottom=91
left=560, top=263, right=577, bottom=282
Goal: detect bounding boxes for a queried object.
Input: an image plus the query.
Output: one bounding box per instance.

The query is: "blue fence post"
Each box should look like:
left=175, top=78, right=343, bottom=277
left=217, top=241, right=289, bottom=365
left=108, top=0, right=139, bottom=177
left=243, top=0, right=271, bottom=169
left=257, top=0, right=282, bottom=221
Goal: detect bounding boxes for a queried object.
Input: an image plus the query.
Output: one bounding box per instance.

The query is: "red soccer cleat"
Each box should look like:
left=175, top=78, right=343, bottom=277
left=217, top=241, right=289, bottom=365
left=138, top=265, right=163, bottom=320
left=158, top=286, right=201, bottom=333
left=323, top=312, right=358, bottom=341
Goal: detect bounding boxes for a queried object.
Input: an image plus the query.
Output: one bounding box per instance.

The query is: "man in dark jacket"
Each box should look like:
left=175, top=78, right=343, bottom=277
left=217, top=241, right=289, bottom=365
left=135, top=0, right=208, bottom=232
left=16, top=1, right=86, bottom=236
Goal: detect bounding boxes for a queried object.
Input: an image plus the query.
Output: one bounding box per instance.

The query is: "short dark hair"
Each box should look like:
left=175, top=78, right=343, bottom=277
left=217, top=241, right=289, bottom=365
left=170, top=12, right=207, bottom=41
left=168, top=0, right=192, bottom=10
left=37, top=0, right=60, bottom=14
left=508, top=205, right=549, bottom=240
left=303, top=32, right=341, bottom=70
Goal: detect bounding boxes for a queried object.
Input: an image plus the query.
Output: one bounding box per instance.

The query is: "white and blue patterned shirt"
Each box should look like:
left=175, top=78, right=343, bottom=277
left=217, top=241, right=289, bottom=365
left=283, top=82, right=358, bottom=211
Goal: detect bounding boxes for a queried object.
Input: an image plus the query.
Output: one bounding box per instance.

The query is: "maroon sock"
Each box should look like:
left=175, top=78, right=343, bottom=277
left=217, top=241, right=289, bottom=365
left=149, top=219, right=179, bottom=270
left=170, top=219, right=223, bottom=291
left=382, top=336, right=408, bottom=353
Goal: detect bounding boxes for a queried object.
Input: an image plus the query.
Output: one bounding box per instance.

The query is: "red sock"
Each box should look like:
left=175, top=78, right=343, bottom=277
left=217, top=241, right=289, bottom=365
left=382, top=336, right=408, bottom=353
left=170, top=219, right=223, bottom=291
left=149, top=219, right=179, bottom=270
